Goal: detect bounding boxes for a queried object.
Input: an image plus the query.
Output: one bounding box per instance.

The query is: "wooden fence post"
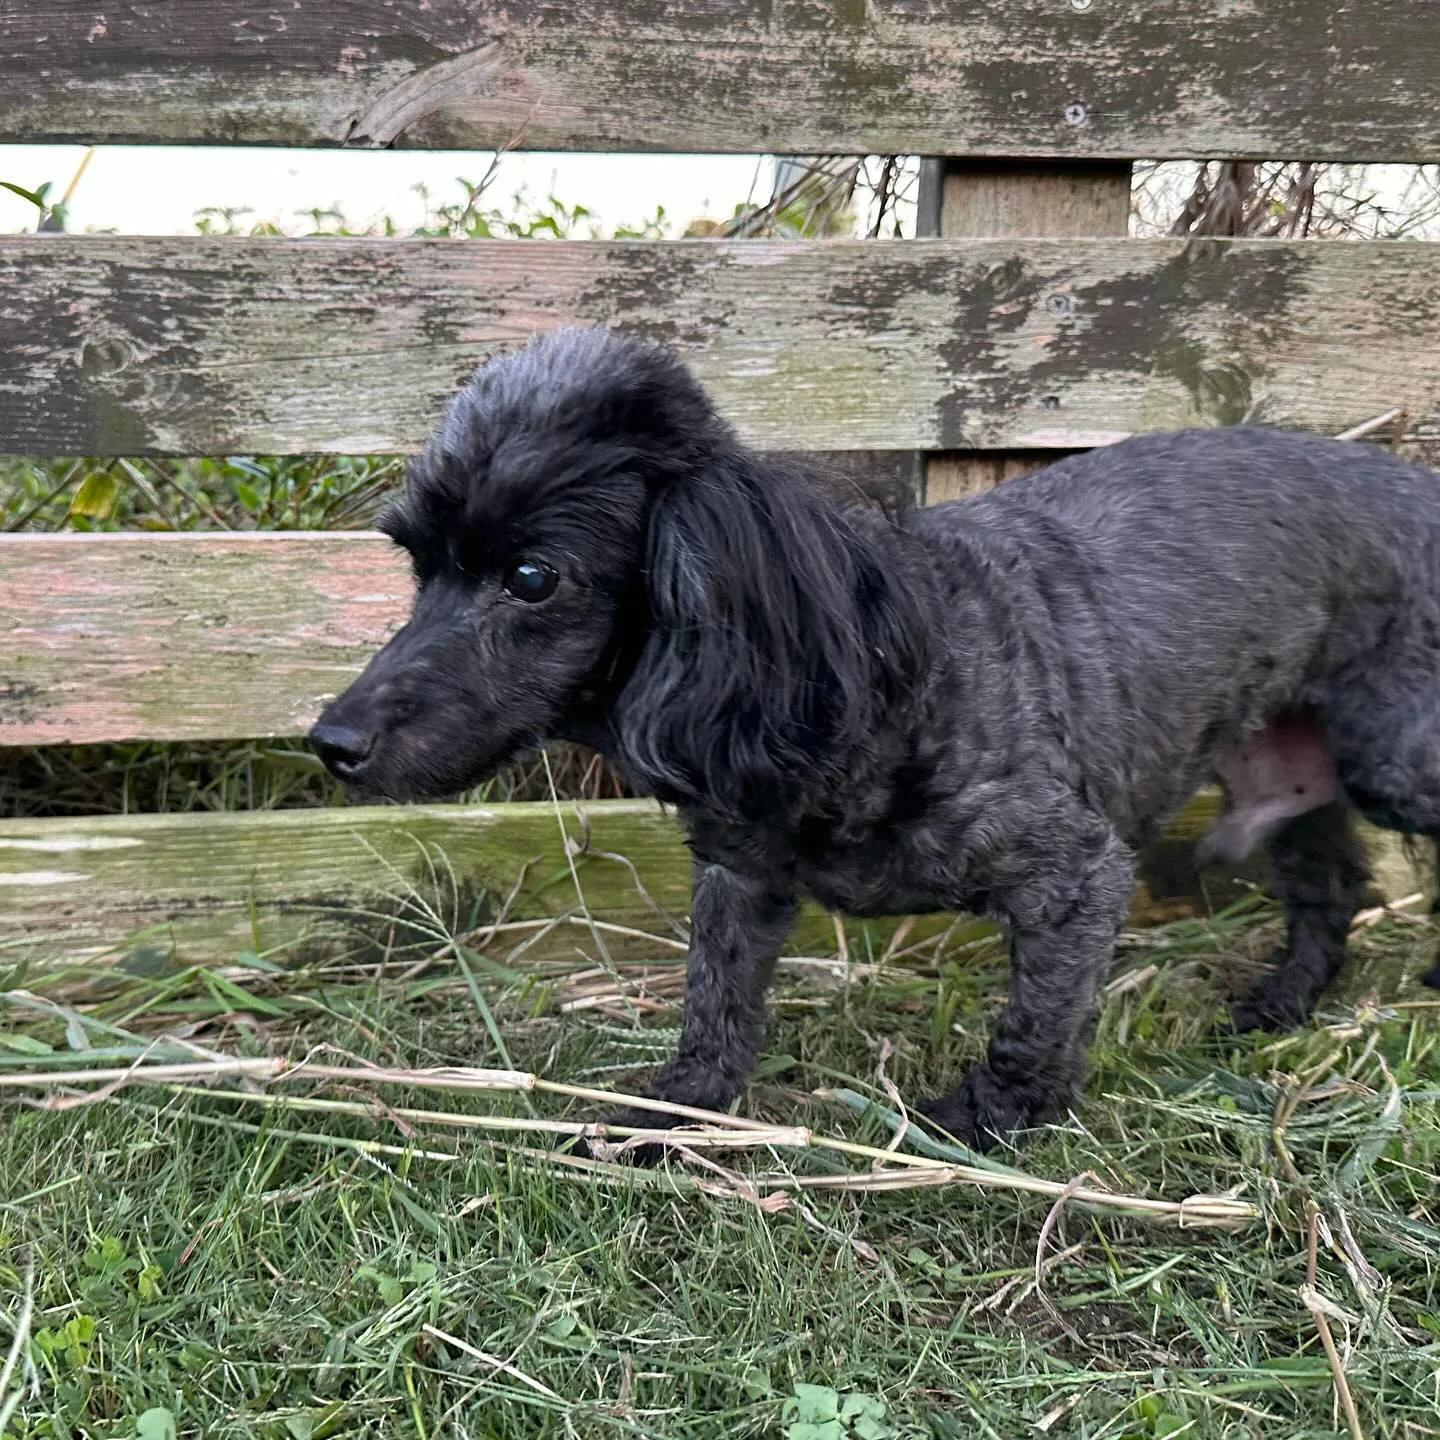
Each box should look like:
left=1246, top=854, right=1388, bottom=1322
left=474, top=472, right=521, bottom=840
left=920, top=157, right=1132, bottom=504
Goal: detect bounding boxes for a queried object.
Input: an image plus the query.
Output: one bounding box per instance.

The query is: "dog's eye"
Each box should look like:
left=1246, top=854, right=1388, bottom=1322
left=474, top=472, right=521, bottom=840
left=503, top=559, right=559, bottom=603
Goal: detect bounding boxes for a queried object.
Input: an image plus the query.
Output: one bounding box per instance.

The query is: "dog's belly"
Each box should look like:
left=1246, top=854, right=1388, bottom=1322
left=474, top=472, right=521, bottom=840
left=795, top=715, right=1341, bottom=913
left=801, top=875, right=955, bottom=918
left=795, top=838, right=966, bottom=918
left=1199, top=710, right=1338, bottom=863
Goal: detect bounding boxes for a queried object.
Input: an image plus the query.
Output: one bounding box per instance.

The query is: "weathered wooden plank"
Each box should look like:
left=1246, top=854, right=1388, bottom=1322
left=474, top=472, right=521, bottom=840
left=0, top=799, right=976, bottom=969
left=4, top=2, right=1440, bottom=160
left=0, top=800, right=687, bottom=967
left=0, top=797, right=1425, bottom=972
left=6, top=235, right=1440, bottom=457
left=0, top=532, right=409, bottom=744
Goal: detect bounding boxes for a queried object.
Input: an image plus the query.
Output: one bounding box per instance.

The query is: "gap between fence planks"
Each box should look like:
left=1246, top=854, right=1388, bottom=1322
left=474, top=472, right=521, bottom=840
left=920, top=159, right=1131, bottom=506
left=6, top=236, right=1440, bottom=456
left=4, top=1, right=1440, bottom=160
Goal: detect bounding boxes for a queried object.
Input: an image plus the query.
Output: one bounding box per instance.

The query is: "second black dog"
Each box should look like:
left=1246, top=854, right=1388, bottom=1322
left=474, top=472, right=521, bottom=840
left=312, top=328, right=1440, bottom=1149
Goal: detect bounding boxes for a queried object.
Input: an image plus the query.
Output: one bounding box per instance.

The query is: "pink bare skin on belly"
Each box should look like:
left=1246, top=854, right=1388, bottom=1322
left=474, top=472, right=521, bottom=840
left=1198, top=711, right=1339, bottom=865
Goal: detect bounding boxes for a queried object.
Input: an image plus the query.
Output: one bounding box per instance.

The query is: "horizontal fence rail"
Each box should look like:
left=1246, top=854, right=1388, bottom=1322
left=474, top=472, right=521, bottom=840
left=0, top=797, right=1422, bottom=969
left=0, top=533, right=408, bottom=745
left=0, top=800, right=700, bottom=966
left=4, top=1, right=1440, bottom=160
left=0, top=799, right=984, bottom=966
left=5, top=236, right=1440, bottom=456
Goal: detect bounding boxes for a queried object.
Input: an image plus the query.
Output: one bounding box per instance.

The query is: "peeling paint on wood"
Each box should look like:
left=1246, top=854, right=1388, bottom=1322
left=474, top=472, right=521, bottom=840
left=0, top=796, right=1423, bottom=970
left=3, top=2, right=1440, bottom=160
left=0, top=532, right=411, bottom=744
left=5, top=236, right=1440, bottom=456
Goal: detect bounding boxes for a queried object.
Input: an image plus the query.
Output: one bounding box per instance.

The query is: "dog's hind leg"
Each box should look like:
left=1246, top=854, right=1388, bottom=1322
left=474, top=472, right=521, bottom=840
left=1231, top=803, right=1370, bottom=1032
left=1319, top=660, right=1440, bottom=990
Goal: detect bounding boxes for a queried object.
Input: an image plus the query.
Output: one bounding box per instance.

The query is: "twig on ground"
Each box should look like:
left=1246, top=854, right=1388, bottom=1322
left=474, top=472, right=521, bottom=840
left=1032, top=1172, right=1100, bottom=1341
left=422, top=1324, right=560, bottom=1400
left=0, top=1265, right=35, bottom=1432
left=1271, top=1081, right=1307, bottom=1185
left=971, top=1241, right=1084, bottom=1318
left=872, top=1038, right=911, bottom=1162
left=1350, top=893, right=1427, bottom=930
left=1303, top=1201, right=1367, bottom=1440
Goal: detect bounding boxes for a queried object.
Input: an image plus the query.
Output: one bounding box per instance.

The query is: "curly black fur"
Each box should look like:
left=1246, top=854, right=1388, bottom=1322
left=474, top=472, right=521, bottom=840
left=312, top=327, right=1440, bottom=1150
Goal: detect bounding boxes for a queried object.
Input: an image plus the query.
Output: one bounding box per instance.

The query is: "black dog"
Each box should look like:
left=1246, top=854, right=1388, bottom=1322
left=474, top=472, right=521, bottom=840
left=311, top=327, right=1440, bottom=1150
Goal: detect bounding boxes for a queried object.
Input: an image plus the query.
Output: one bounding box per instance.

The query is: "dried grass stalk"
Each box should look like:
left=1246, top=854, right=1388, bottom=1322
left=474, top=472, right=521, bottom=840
left=0, top=1054, right=1259, bottom=1227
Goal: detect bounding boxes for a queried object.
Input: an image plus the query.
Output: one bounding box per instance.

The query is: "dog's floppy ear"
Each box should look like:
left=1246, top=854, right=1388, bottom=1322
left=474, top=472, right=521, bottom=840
left=614, top=452, right=926, bottom=815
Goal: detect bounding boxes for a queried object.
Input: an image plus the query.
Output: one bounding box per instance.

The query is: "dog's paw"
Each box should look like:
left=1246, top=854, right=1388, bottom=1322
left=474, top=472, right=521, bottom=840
left=916, top=1065, right=1042, bottom=1153
left=1229, top=980, right=1313, bottom=1034
left=560, top=1058, right=749, bottom=1165
left=565, top=1135, right=673, bottom=1167
left=561, top=1107, right=685, bottom=1166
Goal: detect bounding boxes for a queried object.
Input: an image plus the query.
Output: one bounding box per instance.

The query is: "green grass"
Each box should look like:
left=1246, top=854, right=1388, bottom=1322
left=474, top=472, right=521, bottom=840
left=2, top=895, right=1438, bottom=1439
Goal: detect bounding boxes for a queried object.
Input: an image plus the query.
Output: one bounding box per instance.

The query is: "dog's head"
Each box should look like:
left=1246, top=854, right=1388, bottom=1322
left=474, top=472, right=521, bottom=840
left=310, top=327, right=925, bottom=813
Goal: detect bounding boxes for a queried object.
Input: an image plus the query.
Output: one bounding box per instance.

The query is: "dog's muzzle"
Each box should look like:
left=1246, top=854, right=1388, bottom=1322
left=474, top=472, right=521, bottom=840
left=308, top=720, right=375, bottom=782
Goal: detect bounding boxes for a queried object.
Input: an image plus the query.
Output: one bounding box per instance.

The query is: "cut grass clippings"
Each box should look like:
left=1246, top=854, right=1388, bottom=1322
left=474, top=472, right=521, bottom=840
left=1, top=892, right=1439, bottom=1437
left=0, top=1054, right=1259, bottom=1227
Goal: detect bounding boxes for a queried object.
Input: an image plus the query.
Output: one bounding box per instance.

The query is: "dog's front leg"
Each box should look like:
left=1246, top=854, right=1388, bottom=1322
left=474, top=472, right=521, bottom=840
left=924, top=814, right=1133, bottom=1150
left=650, top=860, right=796, bottom=1111
left=589, top=860, right=795, bottom=1158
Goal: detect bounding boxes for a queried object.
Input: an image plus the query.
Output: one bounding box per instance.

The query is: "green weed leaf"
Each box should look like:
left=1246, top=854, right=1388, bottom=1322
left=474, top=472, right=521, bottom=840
left=68, top=470, right=120, bottom=520
left=136, top=1407, right=178, bottom=1440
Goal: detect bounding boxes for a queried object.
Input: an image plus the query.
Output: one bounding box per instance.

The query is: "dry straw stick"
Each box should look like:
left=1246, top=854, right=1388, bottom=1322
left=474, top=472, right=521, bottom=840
left=1334, top=408, right=1404, bottom=442
left=419, top=1324, right=560, bottom=1400
left=0, top=1267, right=34, bottom=1433
left=0, top=1055, right=1259, bottom=1228
left=1303, top=1200, right=1367, bottom=1440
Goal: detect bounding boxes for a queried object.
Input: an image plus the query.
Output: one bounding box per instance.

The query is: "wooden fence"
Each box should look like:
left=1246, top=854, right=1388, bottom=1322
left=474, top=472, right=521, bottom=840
left=3, top=1, right=1437, bottom=968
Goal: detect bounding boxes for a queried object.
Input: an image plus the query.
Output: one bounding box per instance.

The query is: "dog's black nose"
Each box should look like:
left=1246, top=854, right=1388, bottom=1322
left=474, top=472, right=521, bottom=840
left=309, top=722, right=374, bottom=779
